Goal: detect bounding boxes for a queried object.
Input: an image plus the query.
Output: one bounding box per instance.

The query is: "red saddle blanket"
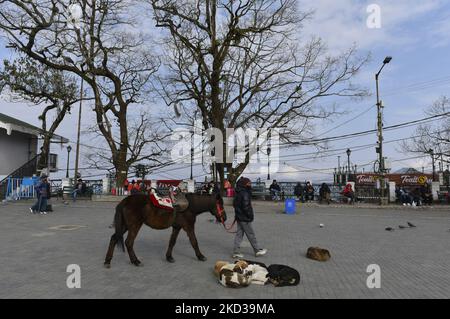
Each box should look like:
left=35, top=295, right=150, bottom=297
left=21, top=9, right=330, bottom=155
left=149, top=190, right=174, bottom=211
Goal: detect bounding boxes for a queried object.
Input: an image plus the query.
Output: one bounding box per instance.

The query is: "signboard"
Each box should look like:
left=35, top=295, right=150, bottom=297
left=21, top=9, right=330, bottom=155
left=356, top=174, right=432, bottom=186
left=157, top=180, right=183, bottom=188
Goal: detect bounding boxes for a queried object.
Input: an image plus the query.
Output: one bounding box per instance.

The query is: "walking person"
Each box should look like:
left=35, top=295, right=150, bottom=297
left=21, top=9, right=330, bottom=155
left=30, top=175, right=50, bottom=215
left=232, top=177, right=267, bottom=259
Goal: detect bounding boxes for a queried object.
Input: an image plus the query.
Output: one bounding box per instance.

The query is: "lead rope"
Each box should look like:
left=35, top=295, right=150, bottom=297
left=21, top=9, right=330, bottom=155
left=217, top=202, right=237, bottom=233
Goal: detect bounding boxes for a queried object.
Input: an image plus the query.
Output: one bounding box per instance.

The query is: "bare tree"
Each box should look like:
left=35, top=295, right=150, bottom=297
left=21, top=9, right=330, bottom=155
left=0, top=56, right=80, bottom=171
left=85, top=112, right=171, bottom=174
left=401, top=96, right=450, bottom=165
left=150, top=0, right=369, bottom=188
left=0, top=0, right=160, bottom=185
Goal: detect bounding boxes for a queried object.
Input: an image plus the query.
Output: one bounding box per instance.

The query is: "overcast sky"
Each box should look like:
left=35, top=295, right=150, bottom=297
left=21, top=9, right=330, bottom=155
left=0, top=0, right=449, bottom=183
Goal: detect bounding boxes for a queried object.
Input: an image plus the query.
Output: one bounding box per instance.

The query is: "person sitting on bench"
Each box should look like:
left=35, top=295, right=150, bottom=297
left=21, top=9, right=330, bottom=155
left=319, top=183, right=331, bottom=204
left=420, top=184, right=433, bottom=205
left=294, top=182, right=305, bottom=203
left=342, top=183, right=355, bottom=204
left=72, top=179, right=87, bottom=202
left=269, top=180, right=281, bottom=201
left=304, top=182, right=315, bottom=202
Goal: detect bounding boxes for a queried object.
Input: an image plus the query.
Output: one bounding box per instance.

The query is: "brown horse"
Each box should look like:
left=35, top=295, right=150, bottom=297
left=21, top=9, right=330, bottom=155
left=104, top=192, right=227, bottom=268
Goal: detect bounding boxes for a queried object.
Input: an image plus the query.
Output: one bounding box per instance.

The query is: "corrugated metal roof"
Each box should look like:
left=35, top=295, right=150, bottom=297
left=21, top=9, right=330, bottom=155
left=0, top=112, right=68, bottom=143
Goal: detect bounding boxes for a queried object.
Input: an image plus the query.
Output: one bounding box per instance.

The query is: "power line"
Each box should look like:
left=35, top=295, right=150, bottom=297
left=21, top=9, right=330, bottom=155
left=316, top=104, right=376, bottom=137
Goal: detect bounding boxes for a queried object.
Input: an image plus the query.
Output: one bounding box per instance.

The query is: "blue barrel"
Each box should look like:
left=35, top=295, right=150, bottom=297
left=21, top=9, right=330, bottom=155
left=285, top=198, right=296, bottom=215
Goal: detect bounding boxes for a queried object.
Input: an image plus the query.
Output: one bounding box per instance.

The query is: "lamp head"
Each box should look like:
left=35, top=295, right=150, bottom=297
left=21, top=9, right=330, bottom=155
left=383, top=56, right=392, bottom=64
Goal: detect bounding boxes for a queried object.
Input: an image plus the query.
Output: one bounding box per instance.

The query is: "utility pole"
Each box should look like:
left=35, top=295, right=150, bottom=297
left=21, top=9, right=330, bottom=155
left=375, top=56, right=392, bottom=205
left=74, top=77, right=83, bottom=183
left=267, top=130, right=272, bottom=181
left=337, top=156, right=341, bottom=186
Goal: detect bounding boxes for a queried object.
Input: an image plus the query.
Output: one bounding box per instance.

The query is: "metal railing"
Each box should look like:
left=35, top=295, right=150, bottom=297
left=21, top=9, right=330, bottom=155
left=0, top=155, right=39, bottom=200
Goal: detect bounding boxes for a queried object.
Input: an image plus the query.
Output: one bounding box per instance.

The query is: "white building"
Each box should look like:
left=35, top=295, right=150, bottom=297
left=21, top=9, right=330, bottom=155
left=0, top=113, right=68, bottom=180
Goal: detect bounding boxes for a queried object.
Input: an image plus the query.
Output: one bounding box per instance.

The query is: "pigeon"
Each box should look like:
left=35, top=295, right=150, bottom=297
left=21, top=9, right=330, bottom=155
left=385, top=227, right=395, bottom=232
left=399, top=225, right=407, bottom=229
left=407, top=222, right=416, bottom=228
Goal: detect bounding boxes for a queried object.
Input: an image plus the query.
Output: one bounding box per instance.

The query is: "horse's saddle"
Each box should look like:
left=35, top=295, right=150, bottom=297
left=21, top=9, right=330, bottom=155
left=149, top=188, right=189, bottom=213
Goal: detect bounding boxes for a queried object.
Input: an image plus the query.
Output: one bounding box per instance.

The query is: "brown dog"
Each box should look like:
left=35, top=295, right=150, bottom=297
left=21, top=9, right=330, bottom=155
left=306, top=247, right=331, bottom=262
left=214, top=261, right=229, bottom=278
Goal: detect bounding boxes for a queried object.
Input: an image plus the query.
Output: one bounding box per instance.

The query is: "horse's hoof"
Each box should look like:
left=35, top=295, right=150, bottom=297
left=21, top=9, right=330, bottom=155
left=166, top=256, right=175, bottom=263
left=104, top=263, right=111, bottom=269
left=197, top=255, right=207, bottom=262
left=131, top=260, right=143, bottom=267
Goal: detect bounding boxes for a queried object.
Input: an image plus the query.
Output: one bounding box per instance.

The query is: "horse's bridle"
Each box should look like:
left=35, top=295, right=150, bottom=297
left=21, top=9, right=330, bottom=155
left=216, top=200, right=236, bottom=233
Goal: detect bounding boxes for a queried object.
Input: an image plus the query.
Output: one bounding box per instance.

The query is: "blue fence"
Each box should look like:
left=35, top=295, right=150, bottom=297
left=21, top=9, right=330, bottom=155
left=3, top=178, right=104, bottom=201
left=4, top=177, right=38, bottom=200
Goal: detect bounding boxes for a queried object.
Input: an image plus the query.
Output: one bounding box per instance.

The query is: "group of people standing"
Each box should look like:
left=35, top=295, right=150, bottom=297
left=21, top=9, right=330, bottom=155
left=123, top=179, right=148, bottom=195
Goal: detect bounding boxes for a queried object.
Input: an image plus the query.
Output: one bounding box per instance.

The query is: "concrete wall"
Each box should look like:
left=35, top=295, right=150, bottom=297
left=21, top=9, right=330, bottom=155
left=0, top=129, right=37, bottom=175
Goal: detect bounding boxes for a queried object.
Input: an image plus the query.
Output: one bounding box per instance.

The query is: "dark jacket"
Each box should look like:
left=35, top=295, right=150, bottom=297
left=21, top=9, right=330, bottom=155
left=270, top=183, right=281, bottom=192
left=36, top=181, right=51, bottom=199
left=319, top=183, right=330, bottom=196
left=294, top=184, right=303, bottom=196
left=233, top=185, right=254, bottom=223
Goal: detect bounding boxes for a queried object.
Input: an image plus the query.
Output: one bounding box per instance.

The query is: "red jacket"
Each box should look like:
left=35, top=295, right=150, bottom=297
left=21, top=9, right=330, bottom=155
left=343, top=184, right=353, bottom=195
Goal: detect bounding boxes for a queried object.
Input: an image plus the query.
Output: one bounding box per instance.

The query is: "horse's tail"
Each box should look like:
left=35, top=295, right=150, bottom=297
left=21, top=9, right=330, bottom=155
left=114, top=202, right=125, bottom=252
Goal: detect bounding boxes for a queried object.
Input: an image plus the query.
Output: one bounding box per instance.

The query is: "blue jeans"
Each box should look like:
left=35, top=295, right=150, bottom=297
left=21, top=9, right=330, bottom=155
left=72, top=189, right=80, bottom=202
left=32, top=196, right=48, bottom=212
left=271, top=190, right=281, bottom=201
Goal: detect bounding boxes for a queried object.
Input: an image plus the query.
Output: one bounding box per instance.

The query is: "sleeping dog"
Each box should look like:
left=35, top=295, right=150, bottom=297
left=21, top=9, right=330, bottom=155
left=267, top=264, right=300, bottom=287
left=214, top=260, right=269, bottom=288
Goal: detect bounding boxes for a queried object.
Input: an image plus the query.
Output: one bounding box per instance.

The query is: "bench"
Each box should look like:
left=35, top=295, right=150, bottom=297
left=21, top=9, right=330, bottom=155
left=437, top=191, right=449, bottom=204
left=251, top=185, right=271, bottom=200
left=57, top=186, right=93, bottom=200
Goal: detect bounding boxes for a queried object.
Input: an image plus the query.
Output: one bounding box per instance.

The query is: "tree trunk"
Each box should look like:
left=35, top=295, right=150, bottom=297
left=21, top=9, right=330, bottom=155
left=37, top=139, right=50, bottom=172
left=115, top=162, right=129, bottom=188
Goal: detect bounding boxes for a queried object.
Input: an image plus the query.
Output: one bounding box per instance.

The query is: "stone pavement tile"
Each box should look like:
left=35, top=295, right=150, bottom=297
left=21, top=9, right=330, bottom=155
left=0, top=201, right=449, bottom=298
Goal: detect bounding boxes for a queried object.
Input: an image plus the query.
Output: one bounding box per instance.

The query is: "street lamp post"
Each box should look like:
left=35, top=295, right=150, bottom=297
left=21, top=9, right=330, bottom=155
left=375, top=56, right=392, bottom=205
left=66, top=145, right=72, bottom=178
left=346, top=148, right=351, bottom=183
left=428, top=149, right=436, bottom=181
left=346, top=148, right=351, bottom=174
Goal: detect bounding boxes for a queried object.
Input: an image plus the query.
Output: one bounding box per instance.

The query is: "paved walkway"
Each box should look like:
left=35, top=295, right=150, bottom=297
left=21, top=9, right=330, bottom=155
left=0, top=200, right=449, bottom=299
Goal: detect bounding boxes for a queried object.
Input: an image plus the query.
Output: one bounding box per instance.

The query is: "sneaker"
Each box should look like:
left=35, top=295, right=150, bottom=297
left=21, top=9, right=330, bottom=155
left=40, top=211, right=47, bottom=215
left=255, top=249, right=267, bottom=257
left=232, top=253, right=244, bottom=259
left=29, top=208, right=34, bottom=214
